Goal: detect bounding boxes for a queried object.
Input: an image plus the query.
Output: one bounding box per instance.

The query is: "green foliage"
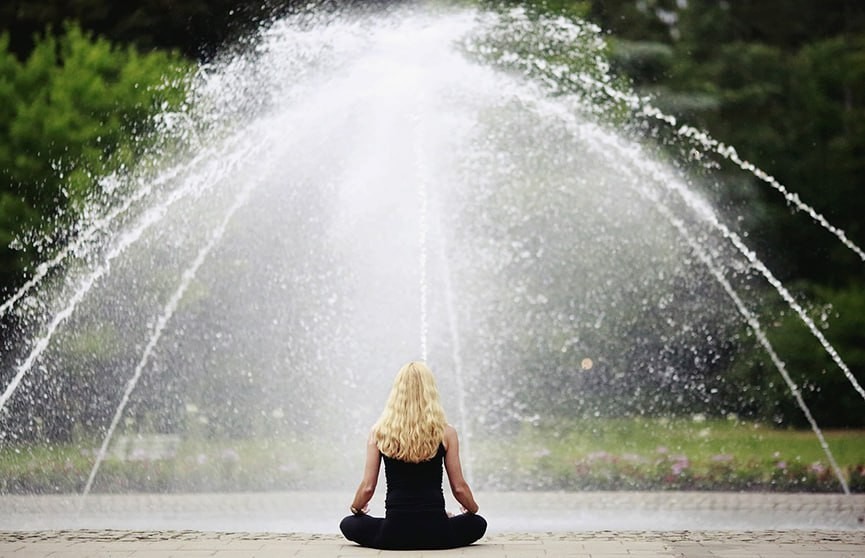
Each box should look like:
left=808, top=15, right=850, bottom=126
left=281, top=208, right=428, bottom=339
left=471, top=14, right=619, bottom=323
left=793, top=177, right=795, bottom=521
left=2, top=420, right=863, bottom=493
left=850, top=464, right=865, bottom=492
left=472, top=417, right=865, bottom=492
left=0, top=435, right=346, bottom=494
left=0, top=0, right=294, bottom=61
left=607, top=38, right=673, bottom=84
left=457, top=1, right=865, bottom=427
left=600, top=2, right=865, bottom=289
left=0, top=1, right=862, bottom=434
left=464, top=1, right=635, bottom=124
left=729, top=284, right=865, bottom=428
left=476, top=0, right=591, bottom=20
left=510, top=0, right=865, bottom=427
left=0, top=23, right=189, bottom=295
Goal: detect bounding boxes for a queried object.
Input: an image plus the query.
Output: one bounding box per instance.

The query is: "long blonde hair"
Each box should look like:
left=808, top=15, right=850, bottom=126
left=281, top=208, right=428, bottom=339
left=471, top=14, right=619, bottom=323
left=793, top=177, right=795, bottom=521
left=373, top=361, right=447, bottom=463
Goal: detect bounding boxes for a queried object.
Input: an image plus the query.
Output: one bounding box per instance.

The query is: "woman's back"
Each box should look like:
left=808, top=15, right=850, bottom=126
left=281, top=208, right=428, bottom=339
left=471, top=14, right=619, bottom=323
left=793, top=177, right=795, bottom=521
left=383, top=444, right=446, bottom=513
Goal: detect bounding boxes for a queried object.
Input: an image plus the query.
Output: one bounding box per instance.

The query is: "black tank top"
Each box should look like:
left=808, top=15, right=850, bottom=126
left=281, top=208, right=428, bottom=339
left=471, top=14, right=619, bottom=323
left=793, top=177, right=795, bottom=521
left=382, top=444, right=446, bottom=513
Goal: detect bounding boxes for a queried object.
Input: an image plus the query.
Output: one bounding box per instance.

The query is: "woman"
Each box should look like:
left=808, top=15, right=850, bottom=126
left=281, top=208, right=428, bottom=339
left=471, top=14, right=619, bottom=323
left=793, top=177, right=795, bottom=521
left=339, top=361, right=487, bottom=550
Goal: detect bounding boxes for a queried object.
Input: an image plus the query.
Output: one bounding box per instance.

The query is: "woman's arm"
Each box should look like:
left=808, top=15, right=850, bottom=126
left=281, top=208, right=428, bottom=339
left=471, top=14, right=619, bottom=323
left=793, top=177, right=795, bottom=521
left=443, top=424, right=480, bottom=514
left=349, top=429, right=381, bottom=514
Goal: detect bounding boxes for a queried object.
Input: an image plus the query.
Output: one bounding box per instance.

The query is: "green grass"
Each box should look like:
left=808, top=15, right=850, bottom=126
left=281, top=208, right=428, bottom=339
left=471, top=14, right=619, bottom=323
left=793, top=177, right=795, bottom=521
left=0, top=435, right=349, bottom=494
left=470, top=417, right=865, bottom=492
left=2, top=419, right=864, bottom=494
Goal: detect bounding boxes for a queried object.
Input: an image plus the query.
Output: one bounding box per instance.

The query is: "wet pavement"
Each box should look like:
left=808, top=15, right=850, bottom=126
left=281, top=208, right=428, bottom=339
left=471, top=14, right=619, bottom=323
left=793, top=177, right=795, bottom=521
left=1, top=491, right=864, bottom=556
left=1, top=491, right=863, bottom=533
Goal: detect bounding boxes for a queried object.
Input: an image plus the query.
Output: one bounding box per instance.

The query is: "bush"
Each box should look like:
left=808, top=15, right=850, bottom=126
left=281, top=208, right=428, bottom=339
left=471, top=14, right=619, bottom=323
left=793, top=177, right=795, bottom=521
left=726, top=283, right=865, bottom=428
left=848, top=464, right=865, bottom=493
left=0, top=24, right=189, bottom=296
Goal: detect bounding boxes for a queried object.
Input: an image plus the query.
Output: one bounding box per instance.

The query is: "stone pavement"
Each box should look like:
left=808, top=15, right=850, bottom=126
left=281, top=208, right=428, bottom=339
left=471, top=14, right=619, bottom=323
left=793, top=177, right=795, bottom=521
left=1, top=530, right=864, bottom=557
left=4, top=491, right=864, bottom=533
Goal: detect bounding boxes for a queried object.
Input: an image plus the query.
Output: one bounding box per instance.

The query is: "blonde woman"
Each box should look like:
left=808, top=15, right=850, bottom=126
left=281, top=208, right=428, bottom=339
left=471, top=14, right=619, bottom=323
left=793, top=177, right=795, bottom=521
left=339, top=361, right=487, bottom=550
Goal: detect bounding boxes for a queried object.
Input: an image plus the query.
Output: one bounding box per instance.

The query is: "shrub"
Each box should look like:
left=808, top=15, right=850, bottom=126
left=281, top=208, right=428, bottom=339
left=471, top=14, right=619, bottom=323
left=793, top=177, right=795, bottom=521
left=0, top=24, right=189, bottom=295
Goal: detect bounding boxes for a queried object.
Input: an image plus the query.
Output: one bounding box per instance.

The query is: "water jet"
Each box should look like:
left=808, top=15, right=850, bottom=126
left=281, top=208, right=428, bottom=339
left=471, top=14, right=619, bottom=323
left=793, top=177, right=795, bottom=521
left=0, top=6, right=861, bottom=522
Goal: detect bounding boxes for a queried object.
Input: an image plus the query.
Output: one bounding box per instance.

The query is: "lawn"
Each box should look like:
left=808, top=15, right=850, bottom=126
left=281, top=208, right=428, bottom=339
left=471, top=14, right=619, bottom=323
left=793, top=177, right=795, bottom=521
left=2, top=418, right=863, bottom=494
left=470, top=416, right=865, bottom=492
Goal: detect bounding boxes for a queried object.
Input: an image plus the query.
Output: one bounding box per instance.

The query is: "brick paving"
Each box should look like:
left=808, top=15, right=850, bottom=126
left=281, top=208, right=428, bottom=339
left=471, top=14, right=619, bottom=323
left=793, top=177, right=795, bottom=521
left=1, top=529, right=864, bottom=557
left=3, top=491, right=864, bottom=533
left=2, top=492, right=864, bottom=556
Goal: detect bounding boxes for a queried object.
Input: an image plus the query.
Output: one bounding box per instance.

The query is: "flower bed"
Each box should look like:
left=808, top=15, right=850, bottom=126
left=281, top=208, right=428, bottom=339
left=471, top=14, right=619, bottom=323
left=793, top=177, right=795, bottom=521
left=565, top=447, right=852, bottom=492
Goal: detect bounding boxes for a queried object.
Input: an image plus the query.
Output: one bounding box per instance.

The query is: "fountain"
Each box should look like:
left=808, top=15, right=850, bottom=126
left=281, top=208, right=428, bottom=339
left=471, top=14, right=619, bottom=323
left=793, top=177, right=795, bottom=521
left=0, top=3, right=862, bottom=531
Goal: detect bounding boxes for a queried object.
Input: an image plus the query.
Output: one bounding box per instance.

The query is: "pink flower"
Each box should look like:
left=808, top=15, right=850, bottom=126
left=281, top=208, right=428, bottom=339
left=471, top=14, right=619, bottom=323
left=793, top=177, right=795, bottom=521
left=671, top=456, right=689, bottom=475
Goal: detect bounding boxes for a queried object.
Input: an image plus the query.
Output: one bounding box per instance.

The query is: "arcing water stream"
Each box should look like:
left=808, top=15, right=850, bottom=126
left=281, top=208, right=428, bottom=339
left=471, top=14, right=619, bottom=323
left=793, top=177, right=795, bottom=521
left=0, top=5, right=861, bottom=500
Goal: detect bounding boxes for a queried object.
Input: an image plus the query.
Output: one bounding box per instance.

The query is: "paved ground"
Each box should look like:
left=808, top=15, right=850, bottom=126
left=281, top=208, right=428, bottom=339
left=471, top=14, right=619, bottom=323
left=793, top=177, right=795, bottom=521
left=2, top=492, right=864, bottom=556
left=1, top=529, right=864, bottom=557
left=4, top=491, right=864, bottom=532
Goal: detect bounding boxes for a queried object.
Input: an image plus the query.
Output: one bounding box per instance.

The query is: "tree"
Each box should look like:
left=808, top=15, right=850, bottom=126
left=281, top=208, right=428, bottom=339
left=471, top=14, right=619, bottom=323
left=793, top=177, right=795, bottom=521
left=0, top=25, right=188, bottom=298
left=0, top=0, right=397, bottom=61
left=587, top=0, right=865, bottom=426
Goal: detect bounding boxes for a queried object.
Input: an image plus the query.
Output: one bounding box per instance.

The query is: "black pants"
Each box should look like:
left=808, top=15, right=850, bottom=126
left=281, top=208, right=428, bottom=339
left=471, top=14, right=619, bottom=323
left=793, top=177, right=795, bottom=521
left=340, top=510, right=487, bottom=550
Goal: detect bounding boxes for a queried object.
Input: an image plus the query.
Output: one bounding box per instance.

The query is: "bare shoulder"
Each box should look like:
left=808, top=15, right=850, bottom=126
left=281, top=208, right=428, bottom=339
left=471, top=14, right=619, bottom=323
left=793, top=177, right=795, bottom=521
left=443, top=424, right=458, bottom=450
